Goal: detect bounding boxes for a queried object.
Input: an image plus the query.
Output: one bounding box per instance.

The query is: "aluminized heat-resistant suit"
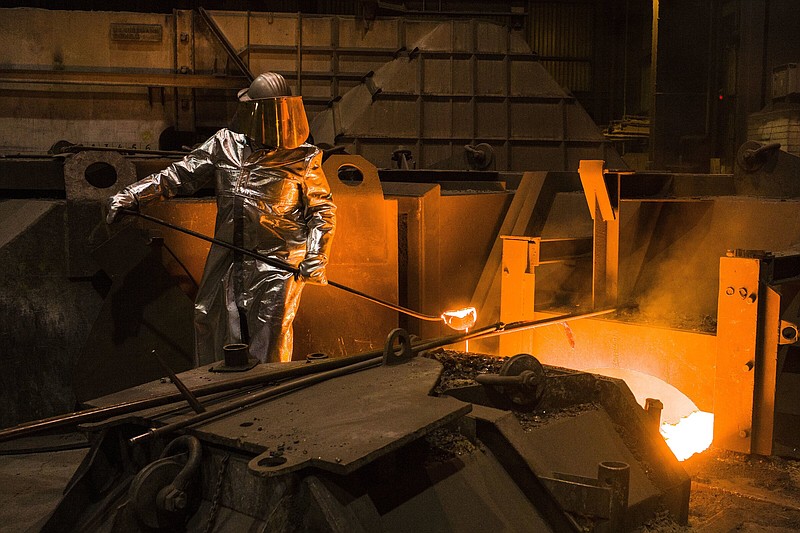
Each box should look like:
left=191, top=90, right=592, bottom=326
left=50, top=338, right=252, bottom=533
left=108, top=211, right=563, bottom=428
left=107, top=74, right=336, bottom=365
left=119, top=130, right=335, bottom=364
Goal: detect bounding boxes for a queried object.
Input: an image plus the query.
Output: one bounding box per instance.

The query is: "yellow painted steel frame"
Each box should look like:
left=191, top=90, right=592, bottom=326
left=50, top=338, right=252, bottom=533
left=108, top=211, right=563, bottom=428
left=499, top=244, right=789, bottom=455
left=715, top=253, right=793, bottom=455
left=499, top=236, right=538, bottom=355
left=498, top=160, right=800, bottom=456
left=578, top=160, right=628, bottom=309
left=715, top=256, right=764, bottom=453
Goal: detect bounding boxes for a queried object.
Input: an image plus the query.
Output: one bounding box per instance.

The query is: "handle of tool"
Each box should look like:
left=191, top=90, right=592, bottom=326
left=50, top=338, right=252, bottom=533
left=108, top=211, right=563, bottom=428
left=122, top=209, right=443, bottom=322
left=152, top=350, right=206, bottom=414
left=475, top=374, right=525, bottom=386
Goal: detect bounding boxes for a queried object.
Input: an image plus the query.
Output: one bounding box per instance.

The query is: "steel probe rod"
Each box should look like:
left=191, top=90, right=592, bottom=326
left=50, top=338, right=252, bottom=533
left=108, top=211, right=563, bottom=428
left=0, top=308, right=615, bottom=443
left=124, top=210, right=446, bottom=322
left=130, top=308, right=616, bottom=444
left=411, top=307, right=618, bottom=352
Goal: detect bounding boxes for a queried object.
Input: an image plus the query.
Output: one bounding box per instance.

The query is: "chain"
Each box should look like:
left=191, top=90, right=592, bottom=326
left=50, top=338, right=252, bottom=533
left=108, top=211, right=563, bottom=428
left=203, top=453, right=230, bottom=533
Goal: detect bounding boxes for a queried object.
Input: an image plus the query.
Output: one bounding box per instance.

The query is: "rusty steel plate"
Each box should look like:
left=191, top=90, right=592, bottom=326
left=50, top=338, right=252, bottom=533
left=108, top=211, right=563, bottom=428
left=184, top=357, right=470, bottom=477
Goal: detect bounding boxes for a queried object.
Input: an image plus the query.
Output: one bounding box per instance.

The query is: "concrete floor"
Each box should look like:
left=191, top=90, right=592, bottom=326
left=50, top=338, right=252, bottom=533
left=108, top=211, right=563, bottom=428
left=0, top=434, right=89, bottom=532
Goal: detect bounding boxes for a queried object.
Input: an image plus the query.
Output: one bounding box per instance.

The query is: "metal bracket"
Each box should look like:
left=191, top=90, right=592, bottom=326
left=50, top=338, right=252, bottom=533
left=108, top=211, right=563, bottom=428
left=383, top=328, right=414, bottom=365
left=540, top=461, right=630, bottom=532
left=779, top=320, right=799, bottom=345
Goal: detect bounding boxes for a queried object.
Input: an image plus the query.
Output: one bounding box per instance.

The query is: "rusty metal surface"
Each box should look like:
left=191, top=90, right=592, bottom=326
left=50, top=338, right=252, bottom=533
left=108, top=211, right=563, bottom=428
left=309, top=18, right=622, bottom=171
left=438, top=354, right=690, bottom=529
left=63, top=150, right=139, bottom=277
left=231, top=358, right=469, bottom=476
left=377, top=445, right=556, bottom=533
left=0, top=202, right=104, bottom=427
left=74, top=225, right=196, bottom=401
left=506, top=409, right=658, bottom=509
left=471, top=400, right=685, bottom=530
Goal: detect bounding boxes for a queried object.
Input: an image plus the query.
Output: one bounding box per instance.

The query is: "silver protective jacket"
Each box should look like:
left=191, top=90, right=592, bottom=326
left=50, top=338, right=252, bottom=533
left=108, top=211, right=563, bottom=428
left=123, top=128, right=336, bottom=364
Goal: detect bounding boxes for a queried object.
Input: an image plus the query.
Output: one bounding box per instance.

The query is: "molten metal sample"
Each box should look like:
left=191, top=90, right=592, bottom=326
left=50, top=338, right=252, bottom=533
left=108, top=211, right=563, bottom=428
left=440, top=307, right=477, bottom=331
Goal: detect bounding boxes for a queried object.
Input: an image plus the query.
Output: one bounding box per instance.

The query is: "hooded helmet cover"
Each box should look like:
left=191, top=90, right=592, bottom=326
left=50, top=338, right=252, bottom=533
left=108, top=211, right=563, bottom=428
left=231, top=72, right=310, bottom=149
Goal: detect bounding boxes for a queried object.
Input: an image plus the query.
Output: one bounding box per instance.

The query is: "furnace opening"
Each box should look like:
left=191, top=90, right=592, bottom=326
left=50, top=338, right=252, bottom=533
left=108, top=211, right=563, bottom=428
left=587, top=367, right=713, bottom=461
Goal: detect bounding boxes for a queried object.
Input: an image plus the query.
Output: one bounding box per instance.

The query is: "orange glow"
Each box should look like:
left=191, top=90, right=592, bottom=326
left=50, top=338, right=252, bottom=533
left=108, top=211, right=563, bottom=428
left=441, top=307, right=477, bottom=331
left=586, top=367, right=713, bottom=461
left=660, top=411, right=714, bottom=461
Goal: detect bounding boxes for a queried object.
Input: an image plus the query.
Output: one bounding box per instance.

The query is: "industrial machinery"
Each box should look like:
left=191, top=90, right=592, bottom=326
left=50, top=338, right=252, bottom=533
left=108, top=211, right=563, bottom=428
left=477, top=145, right=800, bottom=459
left=4, top=137, right=800, bottom=530
left=3, top=5, right=800, bottom=533
left=28, top=328, right=688, bottom=532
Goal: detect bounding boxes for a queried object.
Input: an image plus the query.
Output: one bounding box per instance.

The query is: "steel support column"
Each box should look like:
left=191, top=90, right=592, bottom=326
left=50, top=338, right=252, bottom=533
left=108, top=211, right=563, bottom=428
left=715, top=252, right=783, bottom=455
left=579, top=160, right=619, bottom=308
left=499, top=236, right=538, bottom=355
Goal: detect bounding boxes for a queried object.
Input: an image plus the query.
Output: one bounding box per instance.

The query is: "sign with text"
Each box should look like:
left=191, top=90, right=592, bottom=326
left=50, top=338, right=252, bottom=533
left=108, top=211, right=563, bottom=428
left=110, top=23, right=163, bottom=42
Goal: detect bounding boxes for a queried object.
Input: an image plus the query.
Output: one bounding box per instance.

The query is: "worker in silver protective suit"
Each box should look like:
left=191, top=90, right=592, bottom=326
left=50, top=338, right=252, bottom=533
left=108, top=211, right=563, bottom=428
left=106, top=72, right=336, bottom=364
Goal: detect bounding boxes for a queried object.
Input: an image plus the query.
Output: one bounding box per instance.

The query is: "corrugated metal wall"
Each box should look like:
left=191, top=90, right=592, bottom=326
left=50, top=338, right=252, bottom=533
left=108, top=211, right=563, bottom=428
left=528, top=1, right=593, bottom=93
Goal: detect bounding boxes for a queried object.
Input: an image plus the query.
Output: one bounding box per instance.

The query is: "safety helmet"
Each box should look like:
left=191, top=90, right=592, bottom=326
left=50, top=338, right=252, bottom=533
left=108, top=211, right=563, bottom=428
left=231, top=72, right=310, bottom=149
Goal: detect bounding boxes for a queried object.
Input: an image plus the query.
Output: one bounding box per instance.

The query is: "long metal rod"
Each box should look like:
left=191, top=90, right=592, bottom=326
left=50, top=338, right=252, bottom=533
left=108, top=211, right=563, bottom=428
left=131, top=308, right=617, bottom=444
left=472, top=307, right=618, bottom=340
left=0, top=69, right=245, bottom=89
left=0, top=308, right=616, bottom=443
left=58, top=144, right=188, bottom=157
left=411, top=308, right=618, bottom=352
left=125, top=210, right=445, bottom=322
left=0, top=350, right=382, bottom=443
left=130, top=357, right=382, bottom=444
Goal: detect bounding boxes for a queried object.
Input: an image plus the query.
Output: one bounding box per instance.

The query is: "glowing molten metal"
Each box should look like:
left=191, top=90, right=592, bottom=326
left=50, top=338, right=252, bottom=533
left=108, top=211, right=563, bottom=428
left=659, top=411, right=714, bottom=461
left=441, top=307, right=477, bottom=331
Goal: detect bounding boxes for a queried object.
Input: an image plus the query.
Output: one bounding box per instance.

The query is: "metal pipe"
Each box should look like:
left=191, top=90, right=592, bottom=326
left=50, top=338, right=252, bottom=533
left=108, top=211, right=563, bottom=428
left=54, top=143, right=188, bottom=157
left=473, top=308, right=617, bottom=340
left=411, top=307, right=617, bottom=352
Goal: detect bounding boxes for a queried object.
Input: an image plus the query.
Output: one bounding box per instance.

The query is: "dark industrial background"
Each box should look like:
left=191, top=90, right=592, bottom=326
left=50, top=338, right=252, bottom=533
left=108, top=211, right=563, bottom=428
left=2, top=1, right=800, bottom=532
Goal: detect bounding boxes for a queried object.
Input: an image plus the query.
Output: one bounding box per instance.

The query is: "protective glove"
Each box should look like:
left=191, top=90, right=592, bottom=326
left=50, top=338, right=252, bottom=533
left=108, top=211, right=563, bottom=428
left=298, top=255, right=328, bottom=285
left=105, top=188, right=138, bottom=224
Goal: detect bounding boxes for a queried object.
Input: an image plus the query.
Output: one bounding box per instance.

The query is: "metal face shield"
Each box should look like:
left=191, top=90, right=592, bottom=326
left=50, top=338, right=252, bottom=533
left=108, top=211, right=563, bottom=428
left=231, top=96, right=310, bottom=149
